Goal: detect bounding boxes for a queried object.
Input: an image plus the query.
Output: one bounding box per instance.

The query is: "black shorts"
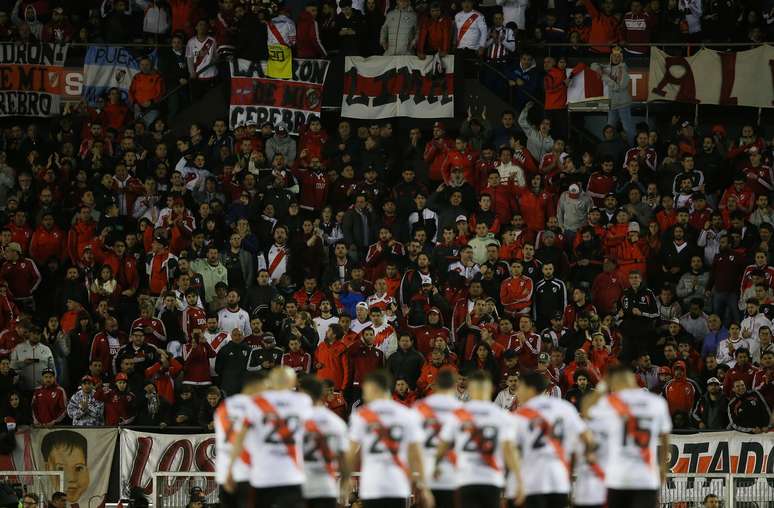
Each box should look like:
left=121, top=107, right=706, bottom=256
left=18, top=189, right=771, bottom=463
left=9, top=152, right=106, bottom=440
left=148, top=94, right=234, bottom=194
left=306, top=498, right=337, bottom=508
left=363, top=498, right=406, bottom=508
left=219, top=482, right=253, bottom=508
left=432, top=489, right=457, bottom=508
left=251, top=485, right=304, bottom=508
left=459, top=484, right=502, bottom=508
left=524, top=494, right=568, bottom=508
left=607, top=489, right=658, bottom=508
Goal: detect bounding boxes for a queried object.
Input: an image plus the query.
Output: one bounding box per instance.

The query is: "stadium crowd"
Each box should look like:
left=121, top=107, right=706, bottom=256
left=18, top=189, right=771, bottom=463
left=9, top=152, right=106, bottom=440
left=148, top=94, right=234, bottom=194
left=0, top=0, right=770, bottom=444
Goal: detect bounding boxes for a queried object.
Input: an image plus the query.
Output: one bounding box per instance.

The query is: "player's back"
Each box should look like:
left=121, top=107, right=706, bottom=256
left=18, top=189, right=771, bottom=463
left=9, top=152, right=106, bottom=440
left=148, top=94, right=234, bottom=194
left=349, top=398, right=423, bottom=500
left=513, top=394, right=587, bottom=495
left=214, top=394, right=252, bottom=485
left=572, top=409, right=609, bottom=507
left=302, top=405, right=348, bottom=500
left=440, top=399, right=515, bottom=488
left=414, top=393, right=463, bottom=491
left=244, top=389, right=313, bottom=488
left=589, top=388, right=672, bottom=491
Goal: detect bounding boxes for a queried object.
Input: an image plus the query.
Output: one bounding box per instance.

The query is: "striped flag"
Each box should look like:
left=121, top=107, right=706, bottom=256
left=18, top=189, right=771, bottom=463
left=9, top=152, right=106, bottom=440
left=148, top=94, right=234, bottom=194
left=566, top=63, right=606, bottom=104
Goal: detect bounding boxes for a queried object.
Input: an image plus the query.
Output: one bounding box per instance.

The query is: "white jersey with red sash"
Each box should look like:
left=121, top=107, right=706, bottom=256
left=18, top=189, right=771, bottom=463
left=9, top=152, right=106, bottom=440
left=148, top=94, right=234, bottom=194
left=512, top=395, right=587, bottom=495
left=214, top=394, right=253, bottom=484
left=262, top=244, right=288, bottom=283
left=348, top=399, right=423, bottom=500
left=371, top=321, right=398, bottom=358
left=185, top=35, right=218, bottom=79
left=587, top=388, right=671, bottom=491
left=573, top=410, right=609, bottom=506
left=302, top=405, right=348, bottom=499
left=242, top=389, right=313, bottom=488
left=267, top=15, right=297, bottom=46
left=414, top=394, right=462, bottom=491
left=454, top=10, right=488, bottom=50
left=439, top=399, right=515, bottom=488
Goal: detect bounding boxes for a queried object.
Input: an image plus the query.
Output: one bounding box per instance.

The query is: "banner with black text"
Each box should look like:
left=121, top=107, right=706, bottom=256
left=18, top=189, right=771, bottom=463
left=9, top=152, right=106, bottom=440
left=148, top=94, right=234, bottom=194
left=229, top=58, right=329, bottom=134
left=0, top=43, right=68, bottom=116
left=342, top=55, right=454, bottom=119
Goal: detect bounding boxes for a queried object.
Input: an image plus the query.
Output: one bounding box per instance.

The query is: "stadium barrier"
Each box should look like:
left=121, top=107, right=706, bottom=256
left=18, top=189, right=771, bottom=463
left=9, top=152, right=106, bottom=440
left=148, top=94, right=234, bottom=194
left=662, top=473, right=774, bottom=507
left=0, top=471, right=63, bottom=507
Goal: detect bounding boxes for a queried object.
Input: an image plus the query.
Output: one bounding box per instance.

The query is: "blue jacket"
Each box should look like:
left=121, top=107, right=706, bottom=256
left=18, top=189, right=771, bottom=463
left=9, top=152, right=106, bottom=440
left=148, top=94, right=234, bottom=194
left=508, top=62, right=539, bottom=111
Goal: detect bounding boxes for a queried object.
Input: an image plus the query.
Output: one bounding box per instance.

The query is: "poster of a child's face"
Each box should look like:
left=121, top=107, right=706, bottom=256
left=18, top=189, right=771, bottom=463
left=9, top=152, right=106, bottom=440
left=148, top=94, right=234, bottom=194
left=41, top=431, right=91, bottom=503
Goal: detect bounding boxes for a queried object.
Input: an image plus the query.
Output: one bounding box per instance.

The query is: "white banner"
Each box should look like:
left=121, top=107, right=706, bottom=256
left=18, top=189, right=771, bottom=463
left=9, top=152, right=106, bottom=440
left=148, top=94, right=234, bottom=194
left=342, top=55, right=454, bottom=119
left=119, top=429, right=215, bottom=500
left=648, top=45, right=774, bottom=108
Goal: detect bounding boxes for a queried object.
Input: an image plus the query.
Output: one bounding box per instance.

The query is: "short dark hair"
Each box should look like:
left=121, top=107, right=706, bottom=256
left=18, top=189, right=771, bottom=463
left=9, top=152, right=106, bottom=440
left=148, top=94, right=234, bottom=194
left=468, top=370, right=492, bottom=384
left=363, top=370, right=393, bottom=392
left=519, top=371, right=548, bottom=392
left=299, top=375, right=324, bottom=402
left=436, top=369, right=456, bottom=390
left=41, top=430, right=88, bottom=462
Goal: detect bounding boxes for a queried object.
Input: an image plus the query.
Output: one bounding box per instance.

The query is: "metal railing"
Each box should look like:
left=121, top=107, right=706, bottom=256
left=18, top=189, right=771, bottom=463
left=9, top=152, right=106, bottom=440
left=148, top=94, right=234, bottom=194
left=663, top=473, right=774, bottom=507
left=0, top=471, right=64, bottom=507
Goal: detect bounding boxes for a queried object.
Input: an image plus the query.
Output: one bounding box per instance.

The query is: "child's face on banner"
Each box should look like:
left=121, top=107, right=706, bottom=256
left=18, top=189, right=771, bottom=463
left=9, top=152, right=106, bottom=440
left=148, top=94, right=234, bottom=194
left=45, top=445, right=90, bottom=502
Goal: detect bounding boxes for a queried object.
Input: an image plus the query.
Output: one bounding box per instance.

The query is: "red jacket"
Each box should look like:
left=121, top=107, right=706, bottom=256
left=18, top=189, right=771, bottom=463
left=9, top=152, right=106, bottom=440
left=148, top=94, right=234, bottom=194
left=145, top=357, right=184, bottom=404
left=95, top=387, right=136, bottom=425
left=423, top=138, right=454, bottom=182
left=347, top=341, right=385, bottom=387
left=543, top=67, right=568, bottom=110
left=182, top=342, right=216, bottom=385
left=293, top=289, right=326, bottom=314
left=314, top=340, right=349, bottom=391
left=442, top=147, right=478, bottom=185
left=90, top=330, right=128, bottom=375
left=663, top=377, right=697, bottom=415
left=591, top=270, right=626, bottom=315
left=282, top=350, right=312, bottom=374
left=29, top=225, right=66, bottom=266
left=410, top=324, right=450, bottom=358
left=724, top=363, right=760, bottom=397
left=104, top=102, right=132, bottom=131
left=417, top=15, right=452, bottom=54
left=482, top=182, right=519, bottom=225
left=582, top=0, right=620, bottom=53
left=392, top=390, right=418, bottom=406
left=508, top=331, right=541, bottom=370
left=500, top=276, right=533, bottom=316
left=129, top=71, right=165, bottom=105
left=517, top=188, right=556, bottom=231
left=0, top=258, right=41, bottom=299
left=94, top=247, right=140, bottom=293
left=32, top=384, right=67, bottom=425
left=67, top=220, right=97, bottom=264
left=587, top=171, right=617, bottom=206
left=296, top=10, right=327, bottom=57
left=8, top=223, right=32, bottom=252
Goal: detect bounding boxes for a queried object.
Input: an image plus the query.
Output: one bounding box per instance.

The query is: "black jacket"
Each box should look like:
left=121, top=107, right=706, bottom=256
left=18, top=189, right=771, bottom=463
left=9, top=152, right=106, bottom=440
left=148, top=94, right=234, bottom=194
left=387, top=347, right=425, bottom=389
left=728, top=390, right=770, bottom=432
left=215, top=341, right=251, bottom=396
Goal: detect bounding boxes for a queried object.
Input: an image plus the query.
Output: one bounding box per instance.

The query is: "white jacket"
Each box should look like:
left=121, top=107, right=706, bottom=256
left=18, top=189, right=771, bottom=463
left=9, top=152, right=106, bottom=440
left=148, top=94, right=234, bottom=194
left=495, top=0, right=529, bottom=30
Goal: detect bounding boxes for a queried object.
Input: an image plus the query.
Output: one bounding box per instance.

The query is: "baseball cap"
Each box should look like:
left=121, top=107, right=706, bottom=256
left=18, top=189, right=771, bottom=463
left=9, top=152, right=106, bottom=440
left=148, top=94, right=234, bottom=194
left=42, top=368, right=55, bottom=376
left=749, top=146, right=760, bottom=154
left=658, top=366, right=672, bottom=375
left=456, top=215, right=468, bottom=223
left=628, top=221, right=640, bottom=233
left=670, top=317, right=680, bottom=324
left=433, top=121, right=445, bottom=130
left=538, top=352, right=550, bottom=363
left=81, top=375, right=95, bottom=384
left=673, top=360, right=687, bottom=370
left=420, top=274, right=433, bottom=285
left=680, top=120, right=693, bottom=128
left=568, top=184, right=580, bottom=195
left=5, top=242, right=21, bottom=254
left=277, top=122, right=288, bottom=132
left=356, top=301, right=369, bottom=310
left=707, top=377, right=721, bottom=385
left=271, top=295, right=285, bottom=304
left=131, top=327, right=144, bottom=335
left=115, top=373, right=128, bottom=382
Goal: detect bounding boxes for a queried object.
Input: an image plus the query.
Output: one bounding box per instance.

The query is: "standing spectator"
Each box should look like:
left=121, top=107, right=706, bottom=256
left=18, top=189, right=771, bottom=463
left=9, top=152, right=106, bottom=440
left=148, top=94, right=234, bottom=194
left=622, top=0, right=655, bottom=54
left=387, top=333, right=424, bottom=388
left=159, top=33, right=190, bottom=119
left=10, top=324, right=54, bottom=392
left=518, top=102, right=554, bottom=161
left=31, top=369, right=67, bottom=426
left=497, top=0, right=529, bottom=31
left=618, top=270, right=659, bottom=363
left=727, top=379, right=771, bottom=433
left=508, top=53, right=539, bottom=113
left=455, top=0, right=488, bottom=56
left=336, top=0, right=366, bottom=56
left=380, top=0, right=417, bottom=55
left=95, top=372, right=136, bottom=425
left=557, top=184, right=593, bottom=243
left=66, top=376, right=104, bottom=426
left=296, top=2, right=327, bottom=58
left=723, top=348, right=759, bottom=396
left=692, top=377, right=728, bottom=430
left=483, top=12, right=516, bottom=98
left=215, top=328, right=250, bottom=396
left=593, top=47, right=634, bottom=145
left=129, top=57, right=165, bottom=127
left=662, top=360, right=698, bottom=417
left=417, top=2, right=452, bottom=59
left=0, top=242, right=41, bottom=312
left=186, top=19, right=219, bottom=100
left=542, top=57, right=569, bottom=141
left=580, top=0, right=620, bottom=53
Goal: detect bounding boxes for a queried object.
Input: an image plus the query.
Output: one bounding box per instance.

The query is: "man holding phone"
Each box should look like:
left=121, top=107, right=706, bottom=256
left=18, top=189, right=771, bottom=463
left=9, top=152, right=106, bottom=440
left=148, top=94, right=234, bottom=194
left=10, top=323, right=56, bottom=392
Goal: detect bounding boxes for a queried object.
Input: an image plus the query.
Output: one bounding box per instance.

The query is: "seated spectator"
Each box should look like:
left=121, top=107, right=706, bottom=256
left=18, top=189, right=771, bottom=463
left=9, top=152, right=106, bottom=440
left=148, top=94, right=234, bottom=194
left=727, top=379, right=771, bottom=433
left=66, top=375, right=104, bottom=426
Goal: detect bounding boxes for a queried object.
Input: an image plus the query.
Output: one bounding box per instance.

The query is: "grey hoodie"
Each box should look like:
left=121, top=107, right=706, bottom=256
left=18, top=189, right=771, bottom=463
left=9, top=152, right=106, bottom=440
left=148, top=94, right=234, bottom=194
left=595, top=61, right=632, bottom=110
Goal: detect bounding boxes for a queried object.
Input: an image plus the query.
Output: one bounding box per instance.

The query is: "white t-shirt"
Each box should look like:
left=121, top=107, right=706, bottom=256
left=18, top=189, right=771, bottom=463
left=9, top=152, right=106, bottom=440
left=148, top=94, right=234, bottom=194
left=302, top=405, right=348, bottom=499
left=349, top=399, right=423, bottom=500
left=242, top=390, right=313, bottom=488
left=588, top=388, right=672, bottom=491
left=313, top=315, right=339, bottom=345
left=439, top=399, right=516, bottom=488
left=414, top=394, right=463, bottom=491
left=512, top=395, right=587, bottom=495
left=572, top=411, right=609, bottom=506
left=218, top=307, right=252, bottom=337
left=213, top=394, right=253, bottom=484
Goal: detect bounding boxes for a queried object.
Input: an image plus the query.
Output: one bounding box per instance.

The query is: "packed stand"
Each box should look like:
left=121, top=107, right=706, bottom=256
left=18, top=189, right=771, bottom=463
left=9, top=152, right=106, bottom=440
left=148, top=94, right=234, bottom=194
left=0, top=0, right=770, bottom=439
